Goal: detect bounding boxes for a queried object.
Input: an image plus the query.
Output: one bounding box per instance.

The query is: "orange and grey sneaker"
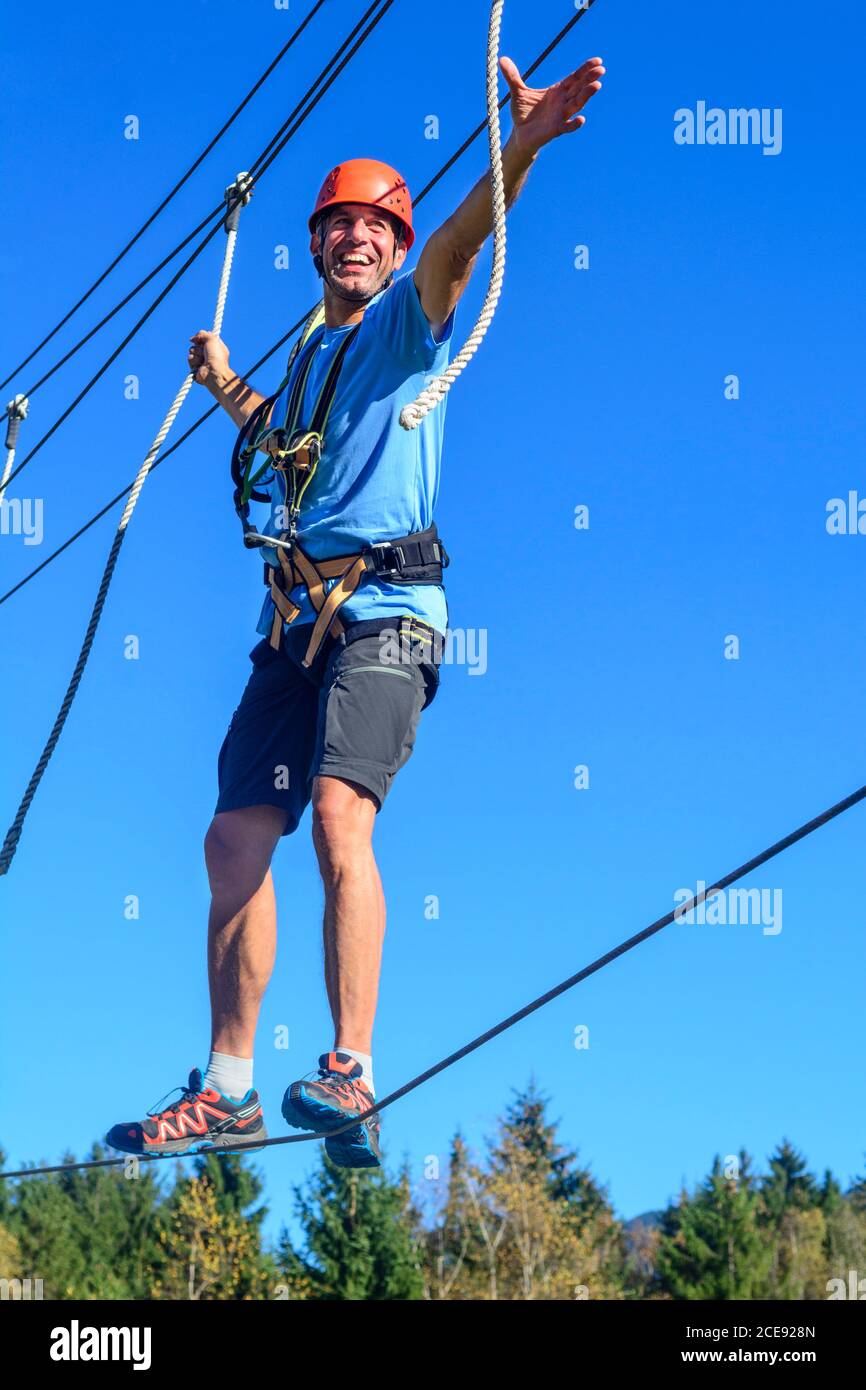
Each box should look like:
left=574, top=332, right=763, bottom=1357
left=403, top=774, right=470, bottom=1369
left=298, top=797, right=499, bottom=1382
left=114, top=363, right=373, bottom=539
left=282, top=1051, right=382, bottom=1169
left=105, top=1067, right=268, bottom=1157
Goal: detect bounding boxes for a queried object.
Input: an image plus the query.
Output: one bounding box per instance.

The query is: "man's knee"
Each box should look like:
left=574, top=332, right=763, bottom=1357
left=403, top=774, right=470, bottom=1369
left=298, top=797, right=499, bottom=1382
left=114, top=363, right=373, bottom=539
left=312, top=777, right=376, bottom=876
left=204, top=807, right=285, bottom=893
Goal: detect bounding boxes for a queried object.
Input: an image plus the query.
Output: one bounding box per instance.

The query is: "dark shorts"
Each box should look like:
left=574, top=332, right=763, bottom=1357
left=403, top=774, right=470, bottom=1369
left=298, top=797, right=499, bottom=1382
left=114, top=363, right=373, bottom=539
left=215, top=618, right=441, bottom=835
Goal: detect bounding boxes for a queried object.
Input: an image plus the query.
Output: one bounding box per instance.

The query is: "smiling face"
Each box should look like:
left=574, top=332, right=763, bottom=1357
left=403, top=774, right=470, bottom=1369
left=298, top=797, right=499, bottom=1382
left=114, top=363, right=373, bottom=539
left=312, top=201, right=407, bottom=303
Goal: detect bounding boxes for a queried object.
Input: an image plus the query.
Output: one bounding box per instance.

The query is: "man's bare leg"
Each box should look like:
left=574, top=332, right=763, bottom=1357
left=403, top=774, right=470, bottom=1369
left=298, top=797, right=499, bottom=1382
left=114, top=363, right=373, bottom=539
left=311, top=776, right=384, bottom=1056
left=205, top=805, right=288, bottom=1058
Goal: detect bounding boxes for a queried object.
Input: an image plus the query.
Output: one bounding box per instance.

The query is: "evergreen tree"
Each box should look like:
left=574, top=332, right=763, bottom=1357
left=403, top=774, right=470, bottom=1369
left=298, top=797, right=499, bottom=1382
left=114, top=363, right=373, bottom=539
left=7, top=1147, right=166, bottom=1299
left=824, top=1162, right=866, bottom=1286
left=485, top=1088, right=624, bottom=1299
left=849, top=1156, right=866, bottom=1215
left=274, top=1227, right=316, bottom=1301
left=292, top=1153, right=423, bottom=1300
left=420, top=1086, right=625, bottom=1300
left=192, top=1151, right=269, bottom=1231
left=496, top=1081, right=610, bottom=1223
left=760, top=1140, right=819, bottom=1298
left=655, top=1152, right=771, bottom=1299
left=761, top=1140, right=817, bottom=1222
left=818, top=1170, right=844, bottom=1217
left=61, top=1147, right=165, bottom=1299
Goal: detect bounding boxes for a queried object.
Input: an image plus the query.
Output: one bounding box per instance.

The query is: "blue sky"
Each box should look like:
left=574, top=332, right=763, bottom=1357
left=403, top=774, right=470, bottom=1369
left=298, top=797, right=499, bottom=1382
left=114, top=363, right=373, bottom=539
left=2, top=0, right=865, bottom=1246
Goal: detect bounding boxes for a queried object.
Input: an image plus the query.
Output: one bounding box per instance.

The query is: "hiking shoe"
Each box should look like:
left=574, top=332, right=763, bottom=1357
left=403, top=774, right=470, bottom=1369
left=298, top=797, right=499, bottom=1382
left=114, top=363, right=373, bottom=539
left=105, top=1067, right=268, bottom=1157
left=282, top=1051, right=381, bottom=1169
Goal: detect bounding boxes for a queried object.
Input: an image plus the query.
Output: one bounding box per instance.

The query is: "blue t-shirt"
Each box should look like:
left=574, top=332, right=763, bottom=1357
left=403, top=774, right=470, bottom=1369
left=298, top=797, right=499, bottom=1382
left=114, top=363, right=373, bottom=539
left=253, top=270, right=454, bottom=639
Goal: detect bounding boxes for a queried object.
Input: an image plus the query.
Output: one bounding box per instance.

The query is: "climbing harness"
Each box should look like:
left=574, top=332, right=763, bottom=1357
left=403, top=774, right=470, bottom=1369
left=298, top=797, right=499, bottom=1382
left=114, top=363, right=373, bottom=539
left=263, top=521, right=448, bottom=668
left=4, top=778, right=865, bottom=1181
left=230, top=303, right=342, bottom=541
left=0, top=175, right=253, bottom=879
left=0, top=395, right=29, bottom=503
left=400, top=0, right=507, bottom=430
left=231, top=309, right=448, bottom=669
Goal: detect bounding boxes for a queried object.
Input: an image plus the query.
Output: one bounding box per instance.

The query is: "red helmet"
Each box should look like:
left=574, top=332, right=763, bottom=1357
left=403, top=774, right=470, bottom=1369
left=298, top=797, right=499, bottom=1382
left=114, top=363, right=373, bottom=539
left=309, top=158, right=415, bottom=249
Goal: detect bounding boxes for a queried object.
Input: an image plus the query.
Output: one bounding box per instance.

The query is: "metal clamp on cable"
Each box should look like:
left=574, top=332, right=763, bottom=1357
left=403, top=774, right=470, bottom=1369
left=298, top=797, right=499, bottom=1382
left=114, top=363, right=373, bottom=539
left=0, top=394, right=30, bottom=505
left=271, top=430, right=322, bottom=473
left=4, top=394, right=29, bottom=452
left=224, top=171, right=254, bottom=233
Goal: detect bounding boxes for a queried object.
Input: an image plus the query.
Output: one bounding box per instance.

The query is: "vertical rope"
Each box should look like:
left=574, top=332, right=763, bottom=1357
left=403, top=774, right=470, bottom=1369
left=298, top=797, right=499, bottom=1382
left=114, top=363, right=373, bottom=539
left=400, top=0, right=507, bottom=430
left=0, top=177, right=252, bottom=878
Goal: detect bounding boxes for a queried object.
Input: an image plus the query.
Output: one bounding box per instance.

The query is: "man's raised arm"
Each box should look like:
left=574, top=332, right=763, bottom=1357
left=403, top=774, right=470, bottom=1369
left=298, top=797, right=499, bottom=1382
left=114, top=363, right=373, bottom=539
left=414, top=55, right=605, bottom=335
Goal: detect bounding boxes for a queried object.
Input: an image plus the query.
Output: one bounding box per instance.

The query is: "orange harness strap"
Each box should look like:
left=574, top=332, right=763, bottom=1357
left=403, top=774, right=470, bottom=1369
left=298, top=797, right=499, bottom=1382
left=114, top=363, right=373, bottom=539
left=266, top=541, right=370, bottom=667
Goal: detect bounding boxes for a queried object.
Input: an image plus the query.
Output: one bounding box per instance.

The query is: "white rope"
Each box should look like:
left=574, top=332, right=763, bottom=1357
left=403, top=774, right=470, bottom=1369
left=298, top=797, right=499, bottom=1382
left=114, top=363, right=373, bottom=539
left=0, top=175, right=252, bottom=878
left=400, top=0, right=507, bottom=430
left=0, top=394, right=30, bottom=504
left=113, top=185, right=243, bottom=541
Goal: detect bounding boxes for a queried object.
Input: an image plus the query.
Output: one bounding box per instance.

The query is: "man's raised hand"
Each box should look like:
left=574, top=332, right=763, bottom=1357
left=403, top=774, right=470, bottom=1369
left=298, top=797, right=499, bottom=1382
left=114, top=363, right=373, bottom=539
left=500, top=55, right=605, bottom=155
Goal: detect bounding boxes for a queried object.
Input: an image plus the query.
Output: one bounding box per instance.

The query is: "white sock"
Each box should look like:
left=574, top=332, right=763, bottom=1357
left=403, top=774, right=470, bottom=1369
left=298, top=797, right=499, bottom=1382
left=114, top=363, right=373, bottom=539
left=204, top=1051, right=253, bottom=1101
left=336, top=1047, right=374, bottom=1096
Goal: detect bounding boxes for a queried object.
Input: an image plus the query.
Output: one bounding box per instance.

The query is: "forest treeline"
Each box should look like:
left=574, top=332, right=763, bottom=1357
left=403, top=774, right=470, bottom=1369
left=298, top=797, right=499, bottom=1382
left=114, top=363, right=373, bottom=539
left=2, top=1084, right=864, bottom=1300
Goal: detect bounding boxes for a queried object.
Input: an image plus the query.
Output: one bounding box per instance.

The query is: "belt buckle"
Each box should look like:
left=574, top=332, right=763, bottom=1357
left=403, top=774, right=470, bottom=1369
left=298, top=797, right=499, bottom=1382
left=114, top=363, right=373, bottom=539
left=369, top=541, right=404, bottom=579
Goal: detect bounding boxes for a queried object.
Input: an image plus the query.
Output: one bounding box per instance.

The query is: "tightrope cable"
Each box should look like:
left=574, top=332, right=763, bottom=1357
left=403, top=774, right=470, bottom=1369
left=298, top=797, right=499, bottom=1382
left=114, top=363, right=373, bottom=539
left=3, top=779, right=864, bottom=1179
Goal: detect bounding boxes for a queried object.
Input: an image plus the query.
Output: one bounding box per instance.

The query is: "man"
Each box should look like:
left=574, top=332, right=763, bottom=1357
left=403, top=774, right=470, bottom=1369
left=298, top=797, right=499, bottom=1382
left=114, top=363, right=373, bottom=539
left=107, top=54, right=604, bottom=1168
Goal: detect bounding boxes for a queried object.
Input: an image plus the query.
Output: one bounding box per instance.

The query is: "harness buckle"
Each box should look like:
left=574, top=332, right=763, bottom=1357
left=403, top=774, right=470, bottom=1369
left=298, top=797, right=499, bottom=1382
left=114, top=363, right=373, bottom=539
left=366, top=541, right=406, bottom=580
left=271, top=431, right=322, bottom=473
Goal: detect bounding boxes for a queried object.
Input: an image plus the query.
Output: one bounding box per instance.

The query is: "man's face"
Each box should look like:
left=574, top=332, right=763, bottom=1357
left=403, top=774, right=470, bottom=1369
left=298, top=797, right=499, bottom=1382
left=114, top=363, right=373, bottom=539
left=312, top=202, right=407, bottom=302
